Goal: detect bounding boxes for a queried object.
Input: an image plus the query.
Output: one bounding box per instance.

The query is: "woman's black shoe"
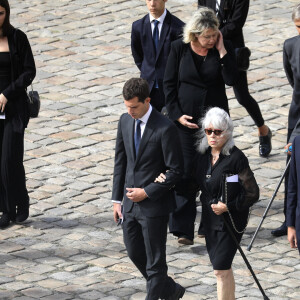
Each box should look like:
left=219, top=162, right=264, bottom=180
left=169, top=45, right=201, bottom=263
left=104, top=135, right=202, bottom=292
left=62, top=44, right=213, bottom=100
left=0, top=214, right=11, bottom=229
left=16, top=209, right=29, bottom=223
left=259, top=128, right=272, bottom=157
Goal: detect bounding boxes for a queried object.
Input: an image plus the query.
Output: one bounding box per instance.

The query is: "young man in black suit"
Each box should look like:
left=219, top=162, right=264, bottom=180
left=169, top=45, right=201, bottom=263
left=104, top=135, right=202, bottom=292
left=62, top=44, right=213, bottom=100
left=112, top=78, right=185, bottom=300
left=198, top=0, right=272, bottom=158
left=131, top=0, right=184, bottom=112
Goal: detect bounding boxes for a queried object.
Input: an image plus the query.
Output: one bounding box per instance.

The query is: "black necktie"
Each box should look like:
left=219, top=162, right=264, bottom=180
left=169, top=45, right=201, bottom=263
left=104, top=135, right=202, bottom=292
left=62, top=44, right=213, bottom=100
left=153, top=20, right=159, bottom=88
left=153, top=20, right=159, bottom=51
left=134, top=119, right=142, bottom=155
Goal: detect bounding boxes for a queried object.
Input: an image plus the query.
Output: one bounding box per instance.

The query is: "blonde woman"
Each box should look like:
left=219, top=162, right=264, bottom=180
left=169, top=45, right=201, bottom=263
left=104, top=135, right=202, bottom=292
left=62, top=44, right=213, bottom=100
left=163, top=7, right=238, bottom=245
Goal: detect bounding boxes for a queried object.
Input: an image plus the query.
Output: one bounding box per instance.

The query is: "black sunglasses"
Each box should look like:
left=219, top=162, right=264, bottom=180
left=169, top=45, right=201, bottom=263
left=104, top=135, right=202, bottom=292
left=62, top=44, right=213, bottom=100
left=204, top=129, right=223, bottom=136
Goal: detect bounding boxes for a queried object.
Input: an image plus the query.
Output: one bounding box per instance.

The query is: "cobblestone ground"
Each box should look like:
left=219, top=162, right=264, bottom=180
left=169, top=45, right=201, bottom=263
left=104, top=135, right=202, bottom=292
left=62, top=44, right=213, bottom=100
left=0, top=0, right=299, bottom=299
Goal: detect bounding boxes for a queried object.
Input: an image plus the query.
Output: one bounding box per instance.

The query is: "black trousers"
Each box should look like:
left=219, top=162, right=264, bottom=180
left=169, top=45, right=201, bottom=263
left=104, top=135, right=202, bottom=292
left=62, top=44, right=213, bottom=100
left=150, top=87, right=164, bottom=112
left=0, top=120, right=29, bottom=217
left=169, top=127, right=197, bottom=240
left=122, top=203, right=176, bottom=300
left=233, top=70, right=265, bottom=128
left=283, top=128, right=293, bottom=218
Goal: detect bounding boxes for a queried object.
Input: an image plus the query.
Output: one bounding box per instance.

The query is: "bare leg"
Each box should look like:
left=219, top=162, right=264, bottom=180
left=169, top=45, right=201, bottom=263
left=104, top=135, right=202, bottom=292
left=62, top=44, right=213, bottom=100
left=214, top=268, right=235, bottom=300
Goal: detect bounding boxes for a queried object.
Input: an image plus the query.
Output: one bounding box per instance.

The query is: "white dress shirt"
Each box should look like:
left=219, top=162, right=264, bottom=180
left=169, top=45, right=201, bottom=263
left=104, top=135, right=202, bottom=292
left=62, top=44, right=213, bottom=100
left=149, top=9, right=167, bottom=38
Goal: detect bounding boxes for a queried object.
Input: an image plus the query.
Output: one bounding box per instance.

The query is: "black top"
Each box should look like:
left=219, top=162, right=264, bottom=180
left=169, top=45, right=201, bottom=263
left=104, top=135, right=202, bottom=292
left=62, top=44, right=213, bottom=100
left=163, top=39, right=238, bottom=129
left=3, top=28, right=36, bottom=132
left=0, top=52, right=11, bottom=93
left=192, top=146, right=259, bottom=231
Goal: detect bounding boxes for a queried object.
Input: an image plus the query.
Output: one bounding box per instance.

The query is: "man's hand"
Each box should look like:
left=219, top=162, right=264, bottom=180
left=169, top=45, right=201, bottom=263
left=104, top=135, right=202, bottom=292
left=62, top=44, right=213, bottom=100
left=288, top=226, right=298, bottom=249
left=113, top=202, right=123, bottom=223
left=211, top=201, right=228, bottom=215
left=284, top=143, right=292, bottom=156
left=126, top=188, right=147, bottom=202
left=177, top=115, right=199, bottom=129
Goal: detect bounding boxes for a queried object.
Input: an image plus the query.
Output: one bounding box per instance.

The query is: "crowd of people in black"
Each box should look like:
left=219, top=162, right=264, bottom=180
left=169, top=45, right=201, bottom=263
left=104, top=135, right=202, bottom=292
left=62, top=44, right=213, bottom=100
left=0, top=0, right=299, bottom=299
left=112, top=1, right=300, bottom=300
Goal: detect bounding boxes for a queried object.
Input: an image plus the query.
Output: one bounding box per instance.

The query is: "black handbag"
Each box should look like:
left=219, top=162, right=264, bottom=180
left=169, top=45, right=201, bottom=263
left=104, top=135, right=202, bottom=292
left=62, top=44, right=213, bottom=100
left=26, top=84, right=40, bottom=118
left=235, top=47, right=251, bottom=72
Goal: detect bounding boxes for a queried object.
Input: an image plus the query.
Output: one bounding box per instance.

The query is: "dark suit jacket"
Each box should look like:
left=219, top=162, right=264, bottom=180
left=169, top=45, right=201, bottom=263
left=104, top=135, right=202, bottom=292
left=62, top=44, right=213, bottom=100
left=198, top=0, right=249, bottom=48
left=163, top=39, right=237, bottom=124
left=112, top=108, right=183, bottom=217
left=287, top=135, right=300, bottom=248
left=131, top=10, right=184, bottom=95
left=283, top=35, right=300, bottom=131
left=3, top=28, right=36, bottom=132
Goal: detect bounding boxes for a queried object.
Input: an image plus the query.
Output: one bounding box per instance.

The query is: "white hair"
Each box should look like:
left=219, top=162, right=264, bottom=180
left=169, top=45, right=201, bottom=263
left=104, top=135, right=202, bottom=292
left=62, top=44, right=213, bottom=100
left=196, top=107, right=234, bottom=155
left=292, top=3, right=300, bottom=21
left=183, top=7, right=219, bottom=43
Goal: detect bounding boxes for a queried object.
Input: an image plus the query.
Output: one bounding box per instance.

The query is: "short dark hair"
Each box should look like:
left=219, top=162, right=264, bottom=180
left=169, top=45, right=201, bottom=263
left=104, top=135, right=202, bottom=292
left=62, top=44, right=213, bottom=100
left=122, top=78, right=149, bottom=103
left=0, top=0, right=13, bottom=36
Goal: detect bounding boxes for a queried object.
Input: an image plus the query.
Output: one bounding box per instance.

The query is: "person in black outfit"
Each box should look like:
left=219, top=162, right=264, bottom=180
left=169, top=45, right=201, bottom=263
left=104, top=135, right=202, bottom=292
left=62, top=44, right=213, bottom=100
left=0, top=0, right=36, bottom=228
left=156, top=107, right=259, bottom=299
left=198, top=0, right=272, bottom=157
left=131, top=0, right=184, bottom=112
left=112, top=78, right=185, bottom=300
left=272, top=4, right=300, bottom=237
left=164, top=7, right=238, bottom=245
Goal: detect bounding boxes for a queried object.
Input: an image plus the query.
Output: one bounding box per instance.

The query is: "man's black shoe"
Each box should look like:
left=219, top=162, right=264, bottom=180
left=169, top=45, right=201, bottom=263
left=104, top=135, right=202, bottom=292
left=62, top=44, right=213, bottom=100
left=165, top=283, right=185, bottom=300
left=259, top=128, right=272, bottom=157
left=271, top=222, right=287, bottom=237
left=16, top=209, right=29, bottom=223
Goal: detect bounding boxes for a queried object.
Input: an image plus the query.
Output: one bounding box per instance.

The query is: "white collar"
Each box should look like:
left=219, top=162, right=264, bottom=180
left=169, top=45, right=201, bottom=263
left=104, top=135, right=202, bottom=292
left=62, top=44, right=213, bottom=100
left=138, top=104, right=152, bottom=125
left=149, top=9, right=167, bottom=24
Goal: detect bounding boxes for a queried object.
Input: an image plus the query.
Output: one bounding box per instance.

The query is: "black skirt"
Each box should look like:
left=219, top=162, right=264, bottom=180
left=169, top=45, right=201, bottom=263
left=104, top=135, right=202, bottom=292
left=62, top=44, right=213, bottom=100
left=204, top=224, right=243, bottom=270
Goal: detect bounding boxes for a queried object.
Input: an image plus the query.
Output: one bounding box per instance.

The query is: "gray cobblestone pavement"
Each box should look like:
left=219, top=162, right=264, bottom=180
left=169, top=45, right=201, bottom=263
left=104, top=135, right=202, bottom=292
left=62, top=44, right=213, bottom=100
left=0, top=0, right=299, bottom=299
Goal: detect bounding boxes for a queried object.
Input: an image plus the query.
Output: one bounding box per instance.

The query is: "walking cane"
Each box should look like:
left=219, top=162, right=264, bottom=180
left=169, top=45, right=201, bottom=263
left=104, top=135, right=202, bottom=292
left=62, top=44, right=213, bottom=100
left=247, top=157, right=291, bottom=251
left=221, top=215, right=270, bottom=300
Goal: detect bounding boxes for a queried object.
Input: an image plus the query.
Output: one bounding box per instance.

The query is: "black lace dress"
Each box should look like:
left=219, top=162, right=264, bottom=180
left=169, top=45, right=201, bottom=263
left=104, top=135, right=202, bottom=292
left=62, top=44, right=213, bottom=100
left=193, top=146, right=259, bottom=270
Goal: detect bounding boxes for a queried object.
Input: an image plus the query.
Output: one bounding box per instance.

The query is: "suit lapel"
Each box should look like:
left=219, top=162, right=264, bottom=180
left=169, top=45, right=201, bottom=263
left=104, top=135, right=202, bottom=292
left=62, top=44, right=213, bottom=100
left=144, top=15, right=156, bottom=60
left=156, top=10, right=171, bottom=61
left=134, top=110, right=156, bottom=166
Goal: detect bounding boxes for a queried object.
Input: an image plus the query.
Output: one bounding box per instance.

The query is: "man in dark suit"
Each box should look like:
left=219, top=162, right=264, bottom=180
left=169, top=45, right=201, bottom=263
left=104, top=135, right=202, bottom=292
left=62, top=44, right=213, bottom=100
left=112, top=78, right=185, bottom=300
left=131, top=0, right=184, bottom=112
left=198, top=0, right=272, bottom=158
left=274, top=5, right=300, bottom=237
left=287, top=135, right=300, bottom=253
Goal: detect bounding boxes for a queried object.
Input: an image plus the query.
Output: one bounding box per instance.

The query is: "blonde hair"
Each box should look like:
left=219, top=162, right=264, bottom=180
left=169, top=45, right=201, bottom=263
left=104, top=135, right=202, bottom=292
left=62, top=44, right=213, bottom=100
left=196, top=107, right=234, bottom=155
left=183, top=7, right=219, bottom=43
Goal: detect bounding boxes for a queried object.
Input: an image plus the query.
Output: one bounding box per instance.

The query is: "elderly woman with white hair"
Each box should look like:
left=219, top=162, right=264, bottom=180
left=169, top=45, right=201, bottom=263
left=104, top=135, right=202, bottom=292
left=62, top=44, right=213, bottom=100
left=194, top=107, right=259, bottom=299
left=164, top=7, right=238, bottom=245
left=156, top=107, right=259, bottom=299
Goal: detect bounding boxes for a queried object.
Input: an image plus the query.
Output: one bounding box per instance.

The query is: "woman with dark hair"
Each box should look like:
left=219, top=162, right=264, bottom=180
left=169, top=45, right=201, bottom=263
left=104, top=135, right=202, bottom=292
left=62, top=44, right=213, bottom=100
left=0, top=0, right=36, bottom=228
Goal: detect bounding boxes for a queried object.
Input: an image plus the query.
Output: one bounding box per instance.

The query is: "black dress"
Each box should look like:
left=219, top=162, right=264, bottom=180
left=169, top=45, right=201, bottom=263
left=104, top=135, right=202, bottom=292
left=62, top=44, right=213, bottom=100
left=193, top=146, right=259, bottom=270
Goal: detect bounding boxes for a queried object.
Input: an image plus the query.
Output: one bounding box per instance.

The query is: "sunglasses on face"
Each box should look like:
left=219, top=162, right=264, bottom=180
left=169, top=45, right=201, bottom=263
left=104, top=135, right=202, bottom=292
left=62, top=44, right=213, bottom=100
left=204, top=129, right=223, bottom=136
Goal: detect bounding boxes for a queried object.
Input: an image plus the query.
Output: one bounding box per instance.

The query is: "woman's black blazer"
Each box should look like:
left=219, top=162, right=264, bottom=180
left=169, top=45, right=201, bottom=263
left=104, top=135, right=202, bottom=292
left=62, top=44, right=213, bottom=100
left=2, top=27, right=36, bottom=132
left=164, top=39, right=237, bottom=125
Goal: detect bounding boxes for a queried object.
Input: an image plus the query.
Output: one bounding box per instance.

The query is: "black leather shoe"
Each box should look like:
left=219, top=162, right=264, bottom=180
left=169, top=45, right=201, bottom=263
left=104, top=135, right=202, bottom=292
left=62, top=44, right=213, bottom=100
left=165, top=283, right=185, bottom=300
left=259, top=128, right=272, bottom=157
left=0, top=214, right=11, bottom=229
left=271, top=222, right=287, bottom=237
left=16, top=208, right=29, bottom=223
